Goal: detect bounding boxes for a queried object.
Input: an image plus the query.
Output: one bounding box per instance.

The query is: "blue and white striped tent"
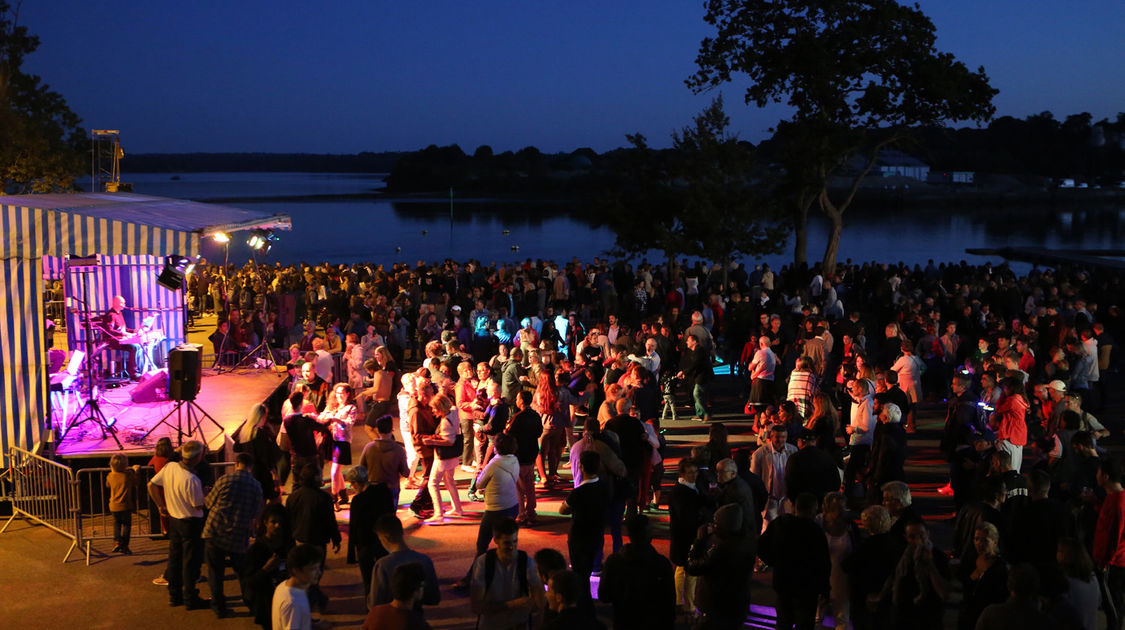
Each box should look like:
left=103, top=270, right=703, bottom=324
left=0, top=193, right=290, bottom=464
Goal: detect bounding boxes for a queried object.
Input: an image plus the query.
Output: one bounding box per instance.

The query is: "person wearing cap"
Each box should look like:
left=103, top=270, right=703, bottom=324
left=1041, top=379, right=1069, bottom=437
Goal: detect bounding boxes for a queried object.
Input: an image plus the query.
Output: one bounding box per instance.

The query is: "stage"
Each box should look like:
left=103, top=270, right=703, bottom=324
left=52, top=367, right=288, bottom=460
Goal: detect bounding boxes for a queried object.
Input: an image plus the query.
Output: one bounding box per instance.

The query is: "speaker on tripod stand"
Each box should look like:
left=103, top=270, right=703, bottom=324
left=168, top=344, right=202, bottom=401
left=142, top=343, right=220, bottom=444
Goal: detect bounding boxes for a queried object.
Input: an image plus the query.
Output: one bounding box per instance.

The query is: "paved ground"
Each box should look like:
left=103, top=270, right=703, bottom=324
left=5, top=320, right=1119, bottom=628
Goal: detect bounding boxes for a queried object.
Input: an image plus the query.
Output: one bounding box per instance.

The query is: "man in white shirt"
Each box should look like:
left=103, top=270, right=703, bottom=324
left=750, top=425, right=798, bottom=524
left=627, top=338, right=661, bottom=376
left=148, top=440, right=207, bottom=608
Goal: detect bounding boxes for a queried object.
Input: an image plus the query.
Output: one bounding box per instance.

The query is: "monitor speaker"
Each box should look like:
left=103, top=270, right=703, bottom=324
left=131, top=368, right=168, bottom=403
left=168, top=344, right=203, bottom=401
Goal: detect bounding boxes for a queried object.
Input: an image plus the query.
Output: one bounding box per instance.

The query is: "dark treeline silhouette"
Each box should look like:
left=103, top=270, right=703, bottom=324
left=122, top=151, right=403, bottom=174
left=117, top=111, right=1125, bottom=192
left=375, top=111, right=1125, bottom=195
left=914, top=111, right=1125, bottom=184
left=383, top=143, right=609, bottom=196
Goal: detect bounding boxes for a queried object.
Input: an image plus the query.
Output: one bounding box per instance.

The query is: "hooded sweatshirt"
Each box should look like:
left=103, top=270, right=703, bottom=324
left=476, top=453, right=520, bottom=511
left=361, top=437, right=409, bottom=491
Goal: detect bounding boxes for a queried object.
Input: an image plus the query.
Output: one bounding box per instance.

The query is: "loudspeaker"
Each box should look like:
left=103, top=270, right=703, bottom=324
left=131, top=368, right=168, bottom=403
left=168, top=344, right=203, bottom=401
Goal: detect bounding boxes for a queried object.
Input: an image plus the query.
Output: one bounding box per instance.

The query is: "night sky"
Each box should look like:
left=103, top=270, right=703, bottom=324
left=17, top=1, right=1125, bottom=154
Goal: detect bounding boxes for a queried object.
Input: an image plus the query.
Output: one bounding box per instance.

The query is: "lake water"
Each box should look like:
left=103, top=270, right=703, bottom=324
left=115, top=172, right=1125, bottom=270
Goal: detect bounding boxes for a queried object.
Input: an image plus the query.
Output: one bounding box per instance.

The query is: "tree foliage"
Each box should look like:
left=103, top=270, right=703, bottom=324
left=601, top=96, right=789, bottom=264
left=0, top=1, right=86, bottom=194
left=688, top=0, right=997, bottom=269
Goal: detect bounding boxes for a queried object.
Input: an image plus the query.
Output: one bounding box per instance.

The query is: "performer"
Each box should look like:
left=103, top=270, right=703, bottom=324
left=101, top=295, right=142, bottom=381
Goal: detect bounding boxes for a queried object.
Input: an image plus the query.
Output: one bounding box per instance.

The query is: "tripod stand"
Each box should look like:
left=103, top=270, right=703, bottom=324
left=234, top=335, right=281, bottom=376
left=141, top=396, right=223, bottom=446
left=60, top=263, right=123, bottom=449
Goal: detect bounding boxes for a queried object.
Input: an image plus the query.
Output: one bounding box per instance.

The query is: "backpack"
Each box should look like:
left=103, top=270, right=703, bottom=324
left=483, top=548, right=528, bottom=595
left=477, top=549, right=530, bottom=630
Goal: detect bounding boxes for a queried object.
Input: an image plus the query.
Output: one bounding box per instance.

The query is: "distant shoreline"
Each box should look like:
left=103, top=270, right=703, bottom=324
left=188, top=185, right=1125, bottom=209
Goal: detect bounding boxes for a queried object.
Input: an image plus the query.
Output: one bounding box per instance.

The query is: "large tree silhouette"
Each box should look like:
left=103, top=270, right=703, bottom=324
left=688, top=0, right=997, bottom=269
left=0, top=1, right=86, bottom=193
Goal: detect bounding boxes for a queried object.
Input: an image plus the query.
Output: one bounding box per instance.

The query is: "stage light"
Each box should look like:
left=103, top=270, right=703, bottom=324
left=247, top=229, right=276, bottom=254
left=157, top=255, right=194, bottom=291
left=212, top=232, right=231, bottom=243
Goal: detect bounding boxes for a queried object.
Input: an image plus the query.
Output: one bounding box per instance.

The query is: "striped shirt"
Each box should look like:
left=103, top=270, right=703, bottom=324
left=786, top=370, right=819, bottom=418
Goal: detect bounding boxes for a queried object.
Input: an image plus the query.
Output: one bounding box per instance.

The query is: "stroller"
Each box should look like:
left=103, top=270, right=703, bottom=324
left=659, top=372, right=683, bottom=421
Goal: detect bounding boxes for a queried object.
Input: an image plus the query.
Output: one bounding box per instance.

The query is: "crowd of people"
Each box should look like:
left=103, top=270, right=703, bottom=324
left=140, top=254, right=1125, bottom=629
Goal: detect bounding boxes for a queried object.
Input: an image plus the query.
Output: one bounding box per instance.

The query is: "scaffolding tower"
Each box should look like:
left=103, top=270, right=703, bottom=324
left=90, top=130, right=131, bottom=193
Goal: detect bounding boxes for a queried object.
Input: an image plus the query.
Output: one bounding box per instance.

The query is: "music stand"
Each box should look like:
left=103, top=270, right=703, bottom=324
left=60, top=261, right=123, bottom=449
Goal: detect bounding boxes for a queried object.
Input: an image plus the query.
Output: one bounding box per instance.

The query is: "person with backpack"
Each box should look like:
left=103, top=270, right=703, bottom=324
left=453, top=434, right=522, bottom=592
left=470, top=516, right=545, bottom=630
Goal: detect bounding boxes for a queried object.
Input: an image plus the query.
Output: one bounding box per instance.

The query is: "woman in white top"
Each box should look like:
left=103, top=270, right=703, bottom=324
left=422, top=393, right=464, bottom=524
left=890, top=340, right=924, bottom=432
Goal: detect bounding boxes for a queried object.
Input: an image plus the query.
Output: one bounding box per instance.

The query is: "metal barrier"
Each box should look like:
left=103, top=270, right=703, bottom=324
left=2, top=451, right=236, bottom=566
left=74, top=466, right=160, bottom=550
left=74, top=461, right=234, bottom=540
left=0, top=447, right=82, bottom=563
left=73, top=461, right=235, bottom=560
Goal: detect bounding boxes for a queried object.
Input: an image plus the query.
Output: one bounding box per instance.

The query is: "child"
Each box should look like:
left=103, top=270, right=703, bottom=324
left=106, top=454, right=137, bottom=554
left=272, top=543, right=328, bottom=630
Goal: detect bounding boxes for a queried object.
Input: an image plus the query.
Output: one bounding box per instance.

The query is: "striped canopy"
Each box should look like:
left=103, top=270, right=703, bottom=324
left=0, top=193, right=289, bottom=464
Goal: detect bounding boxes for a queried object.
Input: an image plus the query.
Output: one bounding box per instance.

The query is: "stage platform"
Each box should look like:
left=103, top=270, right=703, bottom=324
left=53, top=368, right=288, bottom=460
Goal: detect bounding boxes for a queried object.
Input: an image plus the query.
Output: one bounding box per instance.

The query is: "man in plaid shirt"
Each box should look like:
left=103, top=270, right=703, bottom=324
left=203, top=452, right=264, bottom=618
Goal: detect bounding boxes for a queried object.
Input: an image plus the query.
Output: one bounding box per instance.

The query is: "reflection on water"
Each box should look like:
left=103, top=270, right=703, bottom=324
left=119, top=173, right=1124, bottom=268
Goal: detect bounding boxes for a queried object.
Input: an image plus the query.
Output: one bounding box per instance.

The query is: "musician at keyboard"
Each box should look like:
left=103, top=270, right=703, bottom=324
left=100, top=295, right=142, bottom=381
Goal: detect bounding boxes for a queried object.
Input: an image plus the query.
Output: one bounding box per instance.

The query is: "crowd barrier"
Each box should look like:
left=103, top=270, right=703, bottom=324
left=1, top=447, right=82, bottom=563
left=2, top=449, right=234, bottom=565
left=73, top=461, right=235, bottom=559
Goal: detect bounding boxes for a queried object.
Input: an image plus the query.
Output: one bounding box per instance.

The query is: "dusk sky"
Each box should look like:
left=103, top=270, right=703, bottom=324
left=18, top=1, right=1125, bottom=154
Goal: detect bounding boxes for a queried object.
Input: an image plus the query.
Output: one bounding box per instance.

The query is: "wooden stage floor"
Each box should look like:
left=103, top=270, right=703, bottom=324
left=53, top=368, right=287, bottom=459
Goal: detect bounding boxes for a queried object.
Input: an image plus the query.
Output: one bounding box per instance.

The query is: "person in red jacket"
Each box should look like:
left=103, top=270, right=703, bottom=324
left=1093, top=457, right=1125, bottom=630
left=989, top=377, right=1029, bottom=473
